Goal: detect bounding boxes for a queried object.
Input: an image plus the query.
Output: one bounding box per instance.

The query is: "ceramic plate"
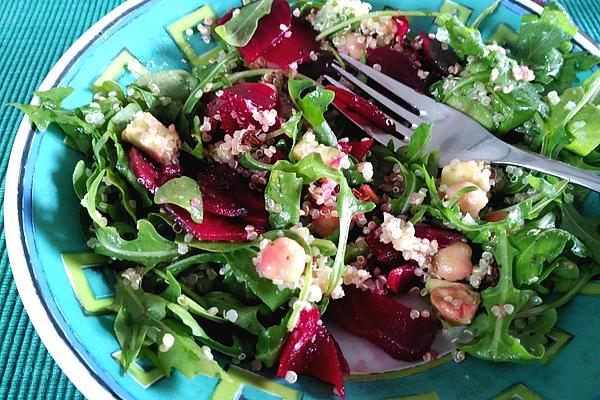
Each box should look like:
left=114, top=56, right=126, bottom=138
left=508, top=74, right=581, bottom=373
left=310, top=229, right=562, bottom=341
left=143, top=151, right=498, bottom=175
left=5, top=0, right=600, bottom=399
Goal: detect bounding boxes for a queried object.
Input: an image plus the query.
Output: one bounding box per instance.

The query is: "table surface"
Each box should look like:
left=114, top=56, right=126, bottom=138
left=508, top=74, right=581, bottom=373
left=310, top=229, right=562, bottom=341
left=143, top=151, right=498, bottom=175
left=1, top=0, right=598, bottom=398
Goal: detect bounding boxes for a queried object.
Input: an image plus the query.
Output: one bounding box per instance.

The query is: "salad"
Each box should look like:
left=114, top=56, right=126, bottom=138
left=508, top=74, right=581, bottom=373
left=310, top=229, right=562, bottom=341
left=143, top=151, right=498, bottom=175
left=13, top=0, right=600, bottom=397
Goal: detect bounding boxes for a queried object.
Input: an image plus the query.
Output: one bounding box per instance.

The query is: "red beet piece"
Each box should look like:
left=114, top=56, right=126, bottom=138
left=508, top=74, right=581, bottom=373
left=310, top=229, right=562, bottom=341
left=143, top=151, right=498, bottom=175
left=163, top=204, right=261, bottom=241
left=197, top=163, right=266, bottom=217
left=417, top=32, right=460, bottom=78
left=277, top=307, right=349, bottom=398
left=414, top=223, right=462, bottom=249
left=261, top=19, right=320, bottom=69
left=158, top=164, right=183, bottom=186
left=366, top=46, right=429, bottom=93
left=365, top=228, right=404, bottom=266
left=326, top=85, right=396, bottom=134
left=128, top=147, right=161, bottom=192
left=239, top=0, right=291, bottom=64
left=338, top=137, right=374, bottom=160
left=393, top=16, right=410, bottom=43
left=329, top=286, right=439, bottom=361
left=207, top=82, right=279, bottom=135
left=386, top=264, right=418, bottom=293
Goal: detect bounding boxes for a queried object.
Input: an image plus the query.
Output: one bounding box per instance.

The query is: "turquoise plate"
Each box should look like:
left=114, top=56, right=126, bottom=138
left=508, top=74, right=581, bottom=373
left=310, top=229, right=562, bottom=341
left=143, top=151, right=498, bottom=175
left=5, top=1, right=600, bottom=399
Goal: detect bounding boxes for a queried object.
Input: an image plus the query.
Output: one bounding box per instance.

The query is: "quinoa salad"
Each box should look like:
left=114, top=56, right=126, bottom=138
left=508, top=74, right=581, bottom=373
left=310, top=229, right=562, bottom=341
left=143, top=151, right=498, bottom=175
left=13, top=0, right=600, bottom=397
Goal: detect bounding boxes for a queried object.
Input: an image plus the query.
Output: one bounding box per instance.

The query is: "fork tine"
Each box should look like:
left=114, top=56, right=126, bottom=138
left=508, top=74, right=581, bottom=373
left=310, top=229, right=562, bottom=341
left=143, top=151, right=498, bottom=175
left=340, top=53, right=437, bottom=116
left=331, top=64, right=423, bottom=127
left=324, top=75, right=415, bottom=138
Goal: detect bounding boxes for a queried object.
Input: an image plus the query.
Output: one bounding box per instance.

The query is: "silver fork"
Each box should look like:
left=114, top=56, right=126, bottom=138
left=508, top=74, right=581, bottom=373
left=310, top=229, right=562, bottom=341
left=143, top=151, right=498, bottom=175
left=325, top=53, right=600, bottom=193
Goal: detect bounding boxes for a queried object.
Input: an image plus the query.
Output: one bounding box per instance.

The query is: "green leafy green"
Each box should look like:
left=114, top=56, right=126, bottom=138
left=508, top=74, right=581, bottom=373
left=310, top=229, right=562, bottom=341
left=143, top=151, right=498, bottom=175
left=93, top=220, right=180, bottom=268
left=11, top=87, right=97, bottom=155
left=288, top=77, right=337, bottom=146
left=436, top=14, right=487, bottom=58
left=214, top=0, right=274, bottom=47
left=114, top=281, right=227, bottom=378
left=513, top=2, right=577, bottom=84
left=256, top=311, right=290, bottom=367
left=561, top=202, right=600, bottom=264
left=199, top=291, right=266, bottom=335
left=224, top=248, right=294, bottom=311
left=155, top=177, right=203, bottom=223
left=461, top=231, right=540, bottom=362
left=265, top=170, right=303, bottom=229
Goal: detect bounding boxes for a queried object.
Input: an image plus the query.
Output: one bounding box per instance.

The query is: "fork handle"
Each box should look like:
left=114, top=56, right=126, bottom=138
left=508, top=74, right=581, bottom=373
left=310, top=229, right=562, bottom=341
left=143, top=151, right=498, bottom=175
left=491, top=142, right=600, bottom=193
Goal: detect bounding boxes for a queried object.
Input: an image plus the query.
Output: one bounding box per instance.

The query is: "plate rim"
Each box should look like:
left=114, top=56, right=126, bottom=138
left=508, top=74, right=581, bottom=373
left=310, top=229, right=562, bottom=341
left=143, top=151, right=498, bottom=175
left=4, top=1, right=599, bottom=400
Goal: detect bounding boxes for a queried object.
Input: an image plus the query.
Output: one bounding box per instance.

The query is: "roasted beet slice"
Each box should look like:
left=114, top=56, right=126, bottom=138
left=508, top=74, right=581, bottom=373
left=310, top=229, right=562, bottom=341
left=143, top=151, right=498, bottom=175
left=417, top=32, right=460, bottom=78
left=158, top=164, right=183, bottom=186
left=239, top=0, right=291, bottom=64
left=414, top=223, right=462, bottom=249
left=197, top=163, right=266, bottom=217
left=277, top=307, right=349, bottom=398
left=164, top=205, right=261, bottom=241
left=261, top=19, right=320, bottom=70
left=129, top=147, right=161, bottom=192
left=338, top=137, right=374, bottom=160
left=393, top=16, right=410, bottom=43
left=365, top=228, right=404, bottom=266
left=207, top=82, right=279, bottom=135
left=386, top=264, right=418, bottom=293
left=326, top=85, right=395, bottom=134
left=330, top=286, right=439, bottom=361
left=366, top=46, right=429, bottom=93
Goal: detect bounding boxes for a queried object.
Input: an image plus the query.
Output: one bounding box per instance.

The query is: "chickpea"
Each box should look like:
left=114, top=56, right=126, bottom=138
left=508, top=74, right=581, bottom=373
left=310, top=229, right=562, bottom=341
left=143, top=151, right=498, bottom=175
left=444, top=181, right=488, bottom=218
left=432, top=241, right=473, bottom=282
left=256, top=237, right=306, bottom=284
left=430, top=282, right=480, bottom=325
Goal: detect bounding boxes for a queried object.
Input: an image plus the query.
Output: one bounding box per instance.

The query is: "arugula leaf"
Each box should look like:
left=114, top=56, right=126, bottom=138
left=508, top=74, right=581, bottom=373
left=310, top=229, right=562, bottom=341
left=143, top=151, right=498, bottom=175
left=404, top=123, right=432, bottom=163
left=265, top=170, right=303, bottom=229
left=514, top=308, right=557, bottom=356
left=114, top=306, right=148, bottom=372
left=255, top=311, right=290, bottom=367
left=239, top=152, right=273, bottom=171
left=513, top=2, right=577, bottom=84
left=183, top=238, right=256, bottom=253
left=155, top=177, right=203, bottom=223
left=281, top=110, right=303, bottom=148
left=422, top=168, right=568, bottom=244
left=432, top=50, right=547, bottom=134
left=288, top=77, right=337, bottom=146
left=537, top=70, right=600, bottom=157
left=114, top=281, right=227, bottom=378
left=182, top=51, right=239, bottom=115
left=326, top=178, right=374, bottom=295
left=214, top=0, right=274, bottom=47
left=546, top=52, right=600, bottom=94
left=511, top=228, right=576, bottom=287
left=135, top=70, right=199, bottom=103
left=460, top=231, right=540, bottom=362
left=436, top=14, right=487, bottom=58
left=199, top=291, right=266, bottom=335
left=11, top=87, right=97, bottom=155
left=165, top=253, right=227, bottom=276
left=93, top=220, right=179, bottom=268
left=224, top=248, right=294, bottom=311
left=560, top=202, right=600, bottom=264
left=156, top=319, right=230, bottom=378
